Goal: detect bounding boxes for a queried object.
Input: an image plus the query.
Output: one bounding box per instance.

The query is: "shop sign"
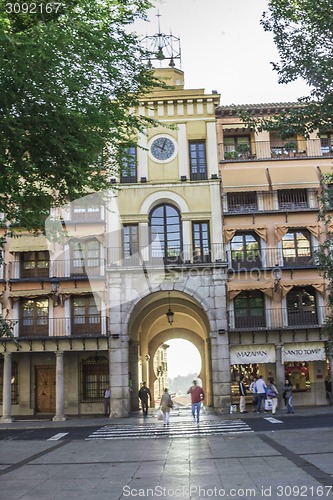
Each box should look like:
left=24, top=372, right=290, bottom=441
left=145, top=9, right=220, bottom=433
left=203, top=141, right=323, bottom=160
left=282, top=342, right=325, bottom=362
left=230, top=345, right=276, bottom=364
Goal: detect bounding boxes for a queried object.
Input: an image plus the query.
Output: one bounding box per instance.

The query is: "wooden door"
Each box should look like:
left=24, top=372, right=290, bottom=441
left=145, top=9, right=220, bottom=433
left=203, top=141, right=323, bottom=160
left=35, top=366, right=56, bottom=413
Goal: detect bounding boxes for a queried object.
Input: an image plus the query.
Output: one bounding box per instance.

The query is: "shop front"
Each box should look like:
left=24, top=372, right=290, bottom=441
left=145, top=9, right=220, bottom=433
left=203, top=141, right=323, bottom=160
left=282, top=342, right=328, bottom=406
left=230, top=344, right=276, bottom=408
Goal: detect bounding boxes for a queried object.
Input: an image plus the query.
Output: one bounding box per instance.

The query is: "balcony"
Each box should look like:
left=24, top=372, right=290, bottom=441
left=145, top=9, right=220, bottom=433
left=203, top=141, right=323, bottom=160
left=17, top=315, right=108, bottom=338
left=107, top=243, right=225, bottom=269
left=228, top=306, right=326, bottom=331
left=220, top=138, right=331, bottom=162
left=8, top=258, right=106, bottom=280
left=227, top=247, right=318, bottom=271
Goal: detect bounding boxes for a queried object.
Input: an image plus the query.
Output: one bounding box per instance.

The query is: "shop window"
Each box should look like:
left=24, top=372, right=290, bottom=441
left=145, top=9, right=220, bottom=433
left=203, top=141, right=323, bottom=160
left=230, top=364, right=259, bottom=404
left=21, top=251, right=49, bottom=278
left=80, top=356, right=109, bottom=402
left=234, top=290, right=266, bottom=328
left=286, top=286, right=318, bottom=326
left=282, top=230, right=312, bottom=268
left=285, top=362, right=310, bottom=392
left=0, top=360, right=18, bottom=404
left=189, top=141, right=207, bottom=180
left=20, top=299, right=48, bottom=337
left=230, top=232, right=261, bottom=269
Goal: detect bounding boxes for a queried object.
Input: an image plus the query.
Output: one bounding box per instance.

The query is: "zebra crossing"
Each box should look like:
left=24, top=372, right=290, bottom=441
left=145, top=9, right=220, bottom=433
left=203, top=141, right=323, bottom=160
left=86, top=419, right=253, bottom=440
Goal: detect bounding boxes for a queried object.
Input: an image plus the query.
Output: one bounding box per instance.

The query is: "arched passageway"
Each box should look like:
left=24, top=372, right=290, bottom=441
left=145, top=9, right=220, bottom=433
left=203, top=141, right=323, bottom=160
left=128, top=290, right=212, bottom=411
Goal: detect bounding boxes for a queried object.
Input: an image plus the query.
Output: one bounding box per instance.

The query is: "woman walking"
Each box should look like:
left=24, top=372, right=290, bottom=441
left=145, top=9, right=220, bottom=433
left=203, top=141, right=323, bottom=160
left=266, top=377, right=279, bottom=414
left=283, top=379, right=295, bottom=414
left=160, top=388, right=173, bottom=426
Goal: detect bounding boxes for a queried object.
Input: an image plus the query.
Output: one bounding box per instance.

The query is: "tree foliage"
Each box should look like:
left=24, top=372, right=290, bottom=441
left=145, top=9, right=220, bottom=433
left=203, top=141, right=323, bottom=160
left=0, top=0, right=161, bottom=234
left=242, top=0, right=333, bottom=137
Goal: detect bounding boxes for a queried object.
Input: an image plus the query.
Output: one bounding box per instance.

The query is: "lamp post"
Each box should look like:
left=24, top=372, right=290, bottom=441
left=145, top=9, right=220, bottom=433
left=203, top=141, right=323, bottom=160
left=165, top=292, right=174, bottom=325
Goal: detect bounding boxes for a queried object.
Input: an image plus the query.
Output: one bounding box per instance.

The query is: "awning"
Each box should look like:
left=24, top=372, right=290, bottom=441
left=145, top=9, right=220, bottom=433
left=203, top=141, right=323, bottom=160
left=282, top=342, right=325, bottom=362
left=9, top=290, right=50, bottom=298
left=222, top=168, right=270, bottom=192
left=275, top=224, right=320, bottom=241
left=224, top=226, right=267, bottom=243
left=9, top=235, right=49, bottom=253
left=227, top=281, right=274, bottom=299
left=268, top=166, right=319, bottom=189
left=230, top=344, right=276, bottom=364
left=280, top=280, right=325, bottom=297
left=60, top=287, right=94, bottom=295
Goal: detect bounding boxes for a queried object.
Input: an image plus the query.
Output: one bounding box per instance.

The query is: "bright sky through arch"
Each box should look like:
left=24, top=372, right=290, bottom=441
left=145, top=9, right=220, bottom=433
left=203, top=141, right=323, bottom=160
left=134, top=0, right=310, bottom=104
left=166, top=339, right=201, bottom=379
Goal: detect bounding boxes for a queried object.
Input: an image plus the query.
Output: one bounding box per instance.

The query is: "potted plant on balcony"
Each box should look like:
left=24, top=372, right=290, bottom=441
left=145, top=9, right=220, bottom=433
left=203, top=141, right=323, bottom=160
left=236, top=143, right=250, bottom=159
left=284, top=141, right=297, bottom=157
left=224, top=151, right=238, bottom=160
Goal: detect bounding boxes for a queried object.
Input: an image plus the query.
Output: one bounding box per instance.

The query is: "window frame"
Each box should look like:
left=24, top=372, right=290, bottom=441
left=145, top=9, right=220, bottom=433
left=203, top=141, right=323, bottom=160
left=149, top=204, right=183, bottom=264
left=189, top=141, right=207, bottom=180
left=192, top=221, right=211, bottom=263
left=120, top=146, right=137, bottom=184
left=71, top=295, right=101, bottom=336
left=234, top=290, right=266, bottom=329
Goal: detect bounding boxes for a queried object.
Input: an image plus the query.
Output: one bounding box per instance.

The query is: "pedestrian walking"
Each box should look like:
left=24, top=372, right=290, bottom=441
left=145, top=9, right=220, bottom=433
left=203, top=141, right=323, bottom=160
left=283, top=379, right=295, bottom=414
left=238, top=374, right=248, bottom=413
left=138, top=381, right=151, bottom=417
left=254, top=375, right=267, bottom=414
left=187, top=380, right=204, bottom=424
left=266, top=377, right=279, bottom=414
left=325, top=375, right=332, bottom=403
left=103, top=385, right=111, bottom=416
left=160, top=388, right=173, bottom=426
left=249, top=375, right=258, bottom=412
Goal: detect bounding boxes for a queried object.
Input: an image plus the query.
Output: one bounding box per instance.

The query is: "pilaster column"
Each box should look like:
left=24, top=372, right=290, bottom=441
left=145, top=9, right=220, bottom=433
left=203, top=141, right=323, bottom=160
left=53, top=351, right=67, bottom=421
left=109, top=336, right=130, bottom=418
left=275, top=344, right=285, bottom=404
left=1, top=353, right=13, bottom=423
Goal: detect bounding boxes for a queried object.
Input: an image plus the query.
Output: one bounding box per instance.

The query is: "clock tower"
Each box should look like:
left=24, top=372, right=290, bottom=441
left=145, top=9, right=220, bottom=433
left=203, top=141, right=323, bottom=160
left=106, top=29, right=230, bottom=418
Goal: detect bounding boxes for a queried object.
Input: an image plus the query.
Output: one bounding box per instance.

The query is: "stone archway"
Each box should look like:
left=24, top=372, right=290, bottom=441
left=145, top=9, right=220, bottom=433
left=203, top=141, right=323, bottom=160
left=128, top=290, right=212, bottom=411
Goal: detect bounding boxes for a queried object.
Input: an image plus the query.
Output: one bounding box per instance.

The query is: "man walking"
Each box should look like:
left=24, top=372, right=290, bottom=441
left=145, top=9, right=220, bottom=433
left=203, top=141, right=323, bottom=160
left=138, top=381, right=151, bottom=417
left=255, top=375, right=267, bottom=413
left=238, top=374, right=248, bottom=413
left=187, top=380, right=204, bottom=424
left=103, top=385, right=111, bottom=416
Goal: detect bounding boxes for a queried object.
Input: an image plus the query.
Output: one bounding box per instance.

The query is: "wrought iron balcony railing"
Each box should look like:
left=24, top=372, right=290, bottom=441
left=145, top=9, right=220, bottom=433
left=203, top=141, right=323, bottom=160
left=8, top=259, right=106, bottom=280
left=107, top=243, right=226, bottom=268
left=219, top=138, right=332, bottom=162
left=228, top=306, right=327, bottom=331
left=15, top=315, right=108, bottom=338
left=227, top=247, right=319, bottom=271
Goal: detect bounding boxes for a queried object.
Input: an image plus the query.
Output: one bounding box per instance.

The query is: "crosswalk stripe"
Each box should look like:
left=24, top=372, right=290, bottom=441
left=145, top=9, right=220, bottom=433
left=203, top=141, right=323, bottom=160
left=47, top=432, right=69, bottom=441
left=86, top=419, right=253, bottom=440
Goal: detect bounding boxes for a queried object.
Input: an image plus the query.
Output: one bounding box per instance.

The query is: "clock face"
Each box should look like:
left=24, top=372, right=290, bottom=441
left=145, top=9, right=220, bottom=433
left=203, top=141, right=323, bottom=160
left=150, top=136, right=176, bottom=162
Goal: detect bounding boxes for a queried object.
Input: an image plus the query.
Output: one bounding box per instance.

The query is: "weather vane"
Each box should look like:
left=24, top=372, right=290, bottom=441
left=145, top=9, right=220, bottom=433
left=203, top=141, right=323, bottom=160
left=140, top=10, right=182, bottom=68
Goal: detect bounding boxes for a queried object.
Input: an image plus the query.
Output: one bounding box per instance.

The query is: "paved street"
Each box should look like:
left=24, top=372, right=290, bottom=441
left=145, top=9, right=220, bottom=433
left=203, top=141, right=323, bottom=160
left=0, top=407, right=332, bottom=500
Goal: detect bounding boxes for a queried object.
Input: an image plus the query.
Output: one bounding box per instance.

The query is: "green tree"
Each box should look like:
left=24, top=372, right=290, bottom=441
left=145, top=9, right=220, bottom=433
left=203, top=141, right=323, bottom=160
left=0, top=0, right=160, bottom=236
left=242, top=0, right=333, bottom=137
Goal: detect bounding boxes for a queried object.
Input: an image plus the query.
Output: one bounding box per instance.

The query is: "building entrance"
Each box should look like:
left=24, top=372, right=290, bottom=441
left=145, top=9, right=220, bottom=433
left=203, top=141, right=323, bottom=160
left=35, top=365, right=56, bottom=413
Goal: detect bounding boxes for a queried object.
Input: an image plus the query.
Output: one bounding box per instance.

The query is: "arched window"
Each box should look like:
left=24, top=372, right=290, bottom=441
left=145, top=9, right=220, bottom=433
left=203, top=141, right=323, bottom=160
left=149, top=204, right=182, bottom=264
left=230, top=232, right=261, bottom=269
left=286, top=286, right=317, bottom=326
left=282, top=230, right=312, bottom=268
left=234, top=290, right=265, bottom=329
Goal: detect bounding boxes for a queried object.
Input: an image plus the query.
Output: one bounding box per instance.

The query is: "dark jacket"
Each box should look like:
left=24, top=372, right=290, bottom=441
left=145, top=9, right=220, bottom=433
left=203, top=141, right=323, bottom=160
left=239, top=380, right=247, bottom=396
left=138, top=386, right=151, bottom=403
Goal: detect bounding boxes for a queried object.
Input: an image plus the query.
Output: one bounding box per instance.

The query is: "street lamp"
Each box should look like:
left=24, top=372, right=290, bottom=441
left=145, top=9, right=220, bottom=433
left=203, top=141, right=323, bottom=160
left=165, top=291, right=174, bottom=326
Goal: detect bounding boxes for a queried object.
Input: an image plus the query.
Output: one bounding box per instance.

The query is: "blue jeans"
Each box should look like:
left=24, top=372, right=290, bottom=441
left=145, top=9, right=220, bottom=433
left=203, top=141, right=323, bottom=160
left=192, top=402, right=201, bottom=422
left=257, top=393, right=266, bottom=413
left=287, top=396, right=294, bottom=413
